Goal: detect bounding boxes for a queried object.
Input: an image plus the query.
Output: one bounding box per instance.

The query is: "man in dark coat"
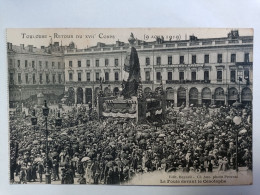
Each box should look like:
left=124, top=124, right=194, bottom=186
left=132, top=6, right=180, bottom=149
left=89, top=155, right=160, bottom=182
left=52, top=159, right=60, bottom=181
left=38, top=162, right=44, bottom=183
left=31, top=162, right=37, bottom=182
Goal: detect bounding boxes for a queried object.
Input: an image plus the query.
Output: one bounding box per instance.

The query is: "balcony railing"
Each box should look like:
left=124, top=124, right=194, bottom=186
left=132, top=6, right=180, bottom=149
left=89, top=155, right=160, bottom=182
left=215, top=40, right=226, bottom=45
left=103, top=48, right=111, bottom=51
left=143, top=80, right=153, bottom=84
left=103, top=81, right=121, bottom=85
left=144, top=45, right=152, bottom=49
left=166, top=80, right=211, bottom=84
left=236, top=62, right=253, bottom=66
left=93, top=48, right=101, bottom=51
left=66, top=80, right=121, bottom=85
left=202, top=41, right=212, bottom=45
left=65, top=37, right=253, bottom=54
left=113, top=47, right=120, bottom=50
left=228, top=40, right=239, bottom=44
left=190, top=42, right=200, bottom=46
left=166, top=44, right=175, bottom=47
left=154, top=44, right=163, bottom=48
left=242, top=39, right=253, bottom=43
left=177, top=42, right=187, bottom=47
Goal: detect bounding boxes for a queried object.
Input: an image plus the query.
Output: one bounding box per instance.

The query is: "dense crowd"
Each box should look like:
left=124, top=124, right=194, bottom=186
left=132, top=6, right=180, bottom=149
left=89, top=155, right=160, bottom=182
left=10, top=103, right=252, bottom=184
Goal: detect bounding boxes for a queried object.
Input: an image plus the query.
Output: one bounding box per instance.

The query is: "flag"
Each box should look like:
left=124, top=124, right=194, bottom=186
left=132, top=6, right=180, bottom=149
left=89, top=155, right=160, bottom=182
left=155, top=109, right=162, bottom=115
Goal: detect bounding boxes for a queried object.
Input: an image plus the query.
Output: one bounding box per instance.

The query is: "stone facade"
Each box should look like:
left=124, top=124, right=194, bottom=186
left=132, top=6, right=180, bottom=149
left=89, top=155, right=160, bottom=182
left=63, top=31, right=253, bottom=107
left=8, top=42, right=65, bottom=107
left=8, top=30, right=253, bottom=108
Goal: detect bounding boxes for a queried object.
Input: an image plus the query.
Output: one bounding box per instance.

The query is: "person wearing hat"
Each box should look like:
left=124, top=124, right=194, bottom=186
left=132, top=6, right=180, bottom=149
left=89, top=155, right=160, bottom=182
left=38, top=162, right=44, bottom=183
left=52, top=159, right=60, bottom=181
left=19, top=164, right=27, bottom=184
left=26, top=162, right=32, bottom=182
left=85, top=162, right=93, bottom=184
left=31, top=162, right=37, bottom=182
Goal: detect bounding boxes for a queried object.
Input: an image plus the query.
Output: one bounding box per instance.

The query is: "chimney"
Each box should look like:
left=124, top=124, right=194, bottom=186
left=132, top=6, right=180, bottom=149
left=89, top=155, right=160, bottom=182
left=7, top=42, right=12, bottom=50
left=28, top=45, right=33, bottom=52
left=116, top=40, right=120, bottom=47
left=20, top=44, right=24, bottom=50
left=97, top=42, right=105, bottom=48
left=116, top=40, right=124, bottom=47
left=54, top=42, right=59, bottom=47
left=228, top=30, right=239, bottom=39
left=189, top=35, right=198, bottom=41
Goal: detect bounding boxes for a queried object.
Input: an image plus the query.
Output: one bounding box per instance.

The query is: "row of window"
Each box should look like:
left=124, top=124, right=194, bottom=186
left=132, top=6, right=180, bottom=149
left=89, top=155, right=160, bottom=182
left=149, top=53, right=250, bottom=65
left=69, top=59, right=119, bottom=68
left=10, top=73, right=63, bottom=84
left=146, top=70, right=250, bottom=82
left=9, top=59, right=63, bottom=69
left=66, top=53, right=250, bottom=68
left=9, top=52, right=251, bottom=70
left=67, top=69, right=250, bottom=83
left=69, top=72, right=119, bottom=82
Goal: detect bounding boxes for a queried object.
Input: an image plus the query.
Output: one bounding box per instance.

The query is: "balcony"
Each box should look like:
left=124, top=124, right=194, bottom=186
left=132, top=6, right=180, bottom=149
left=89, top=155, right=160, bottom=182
left=144, top=45, right=152, bottom=49
left=166, top=80, right=176, bottom=84
left=190, top=42, right=200, bottom=46
left=143, top=80, right=153, bottom=84
left=215, top=40, right=226, bottom=45
left=103, top=81, right=121, bottom=85
left=236, top=62, right=253, bottom=66
left=228, top=40, right=239, bottom=44
left=65, top=80, right=122, bottom=85
left=113, top=47, right=120, bottom=50
left=202, top=41, right=212, bottom=45
left=166, top=80, right=211, bottom=84
left=177, top=42, right=187, bottom=47
left=242, top=39, right=253, bottom=43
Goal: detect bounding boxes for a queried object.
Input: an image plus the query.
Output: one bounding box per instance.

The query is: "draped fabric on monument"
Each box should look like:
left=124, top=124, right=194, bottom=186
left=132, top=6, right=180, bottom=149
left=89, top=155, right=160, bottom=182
left=122, top=35, right=140, bottom=99
left=97, top=33, right=166, bottom=123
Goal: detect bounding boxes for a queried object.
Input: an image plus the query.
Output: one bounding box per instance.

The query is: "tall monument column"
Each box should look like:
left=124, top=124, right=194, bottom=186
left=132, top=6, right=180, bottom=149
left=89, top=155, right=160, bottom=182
left=122, top=33, right=141, bottom=99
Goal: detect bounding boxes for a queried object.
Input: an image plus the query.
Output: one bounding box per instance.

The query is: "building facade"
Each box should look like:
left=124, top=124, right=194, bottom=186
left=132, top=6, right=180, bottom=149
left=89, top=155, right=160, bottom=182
left=63, top=30, right=253, bottom=107
left=8, top=42, right=65, bottom=107
left=8, top=30, right=253, bottom=108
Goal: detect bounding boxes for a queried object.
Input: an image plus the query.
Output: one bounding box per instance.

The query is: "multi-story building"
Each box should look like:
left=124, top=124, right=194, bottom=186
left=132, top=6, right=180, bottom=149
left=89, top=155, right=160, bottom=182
left=8, top=30, right=253, bottom=108
left=64, top=30, right=253, bottom=107
left=8, top=42, right=65, bottom=107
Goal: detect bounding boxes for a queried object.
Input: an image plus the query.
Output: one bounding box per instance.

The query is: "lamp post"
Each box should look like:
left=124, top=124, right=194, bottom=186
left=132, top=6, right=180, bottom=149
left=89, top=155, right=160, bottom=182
left=233, top=115, right=242, bottom=172
left=237, top=68, right=243, bottom=103
left=55, top=110, right=62, bottom=130
left=233, top=70, right=243, bottom=108
left=42, top=100, right=51, bottom=184
left=31, top=109, right=37, bottom=139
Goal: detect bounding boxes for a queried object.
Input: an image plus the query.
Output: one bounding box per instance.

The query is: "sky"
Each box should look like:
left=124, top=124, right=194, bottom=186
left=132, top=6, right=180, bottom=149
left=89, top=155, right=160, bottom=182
left=6, top=28, right=253, bottom=49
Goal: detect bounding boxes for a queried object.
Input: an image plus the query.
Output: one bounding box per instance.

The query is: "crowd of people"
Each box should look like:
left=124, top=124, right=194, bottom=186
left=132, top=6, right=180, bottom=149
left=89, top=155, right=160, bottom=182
left=10, top=102, right=252, bottom=184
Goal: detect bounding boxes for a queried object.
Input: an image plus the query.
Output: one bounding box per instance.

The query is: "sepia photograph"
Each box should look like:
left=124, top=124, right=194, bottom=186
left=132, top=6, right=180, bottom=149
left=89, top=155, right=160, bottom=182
left=7, top=28, right=253, bottom=185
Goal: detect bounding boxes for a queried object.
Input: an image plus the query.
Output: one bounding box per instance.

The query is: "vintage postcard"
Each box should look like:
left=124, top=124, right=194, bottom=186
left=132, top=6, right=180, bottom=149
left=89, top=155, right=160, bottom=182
left=7, top=28, right=253, bottom=185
